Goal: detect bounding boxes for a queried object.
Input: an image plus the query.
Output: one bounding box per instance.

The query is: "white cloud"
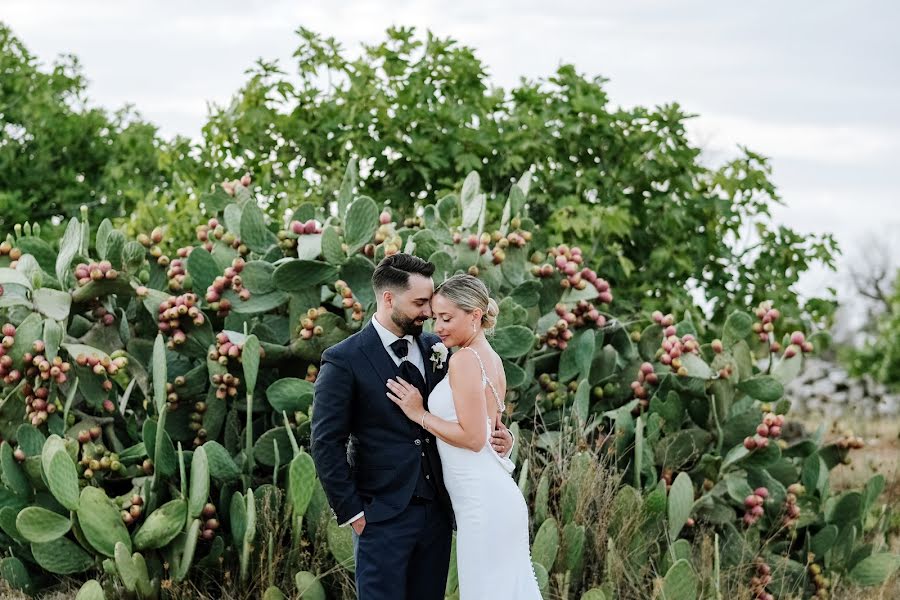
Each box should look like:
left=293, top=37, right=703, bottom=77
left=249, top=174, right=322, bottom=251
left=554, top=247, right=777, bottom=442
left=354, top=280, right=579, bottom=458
left=690, top=115, right=900, bottom=165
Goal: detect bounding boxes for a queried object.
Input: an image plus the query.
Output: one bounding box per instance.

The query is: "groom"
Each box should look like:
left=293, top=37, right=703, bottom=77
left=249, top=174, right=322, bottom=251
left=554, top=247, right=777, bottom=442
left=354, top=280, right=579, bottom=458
left=311, top=253, right=513, bottom=600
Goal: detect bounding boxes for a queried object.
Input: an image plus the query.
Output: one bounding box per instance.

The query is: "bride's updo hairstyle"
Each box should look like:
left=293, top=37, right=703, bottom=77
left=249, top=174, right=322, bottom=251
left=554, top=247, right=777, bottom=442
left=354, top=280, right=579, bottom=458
left=435, top=274, right=500, bottom=335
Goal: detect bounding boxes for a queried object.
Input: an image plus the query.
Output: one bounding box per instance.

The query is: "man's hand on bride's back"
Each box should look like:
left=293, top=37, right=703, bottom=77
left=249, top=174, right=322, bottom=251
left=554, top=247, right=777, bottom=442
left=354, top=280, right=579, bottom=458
left=490, top=413, right=513, bottom=456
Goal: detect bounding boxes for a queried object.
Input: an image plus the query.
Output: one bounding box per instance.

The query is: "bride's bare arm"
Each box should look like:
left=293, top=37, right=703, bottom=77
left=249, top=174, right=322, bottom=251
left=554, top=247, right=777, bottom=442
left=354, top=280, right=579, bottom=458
left=386, top=351, right=488, bottom=452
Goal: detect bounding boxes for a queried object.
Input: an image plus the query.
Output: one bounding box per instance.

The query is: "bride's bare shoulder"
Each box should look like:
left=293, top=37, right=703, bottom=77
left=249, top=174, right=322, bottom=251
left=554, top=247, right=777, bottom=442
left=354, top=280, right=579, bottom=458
left=448, top=347, right=480, bottom=374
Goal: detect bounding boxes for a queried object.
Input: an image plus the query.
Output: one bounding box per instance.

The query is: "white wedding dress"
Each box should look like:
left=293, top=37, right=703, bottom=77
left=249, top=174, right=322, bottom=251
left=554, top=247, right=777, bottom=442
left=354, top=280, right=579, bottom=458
left=428, top=347, right=542, bottom=599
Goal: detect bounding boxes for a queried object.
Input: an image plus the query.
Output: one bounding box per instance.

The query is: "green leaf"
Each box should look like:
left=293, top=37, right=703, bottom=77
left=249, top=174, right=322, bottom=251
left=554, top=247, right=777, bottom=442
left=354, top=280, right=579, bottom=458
left=662, top=559, right=698, bottom=599
left=31, top=536, right=94, bottom=574
left=490, top=326, right=535, bottom=358
left=225, top=288, right=289, bottom=314
left=134, top=498, right=187, bottom=550
left=77, top=486, right=131, bottom=557
left=737, top=376, right=784, bottom=402
left=16, top=424, right=44, bottom=455
left=501, top=359, right=528, bottom=389
left=337, top=158, right=358, bottom=218
left=655, top=428, right=712, bottom=470
left=203, top=441, right=240, bottom=483
left=96, top=219, right=114, bottom=258
left=266, top=378, right=314, bottom=413
left=321, top=226, right=345, bottom=265
left=0, top=442, right=29, bottom=496
left=242, top=334, right=261, bottom=394
left=0, top=267, right=32, bottom=289
left=288, top=450, right=316, bottom=517
left=189, top=445, right=210, bottom=520
left=344, top=196, right=379, bottom=254
left=508, top=280, right=541, bottom=308
left=847, top=553, right=900, bottom=586
left=638, top=324, right=663, bottom=362
left=55, top=217, right=81, bottom=284
left=573, top=379, right=590, bottom=424
left=0, top=556, right=32, bottom=593
left=16, top=506, right=71, bottom=543
left=680, top=353, right=713, bottom=379
left=576, top=330, right=595, bottom=381
left=240, top=200, right=277, bottom=253
left=722, top=311, right=753, bottom=347
left=75, top=579, right=105, bottom=600
left=772, top=353, right=802, bottom=385
left=32, top=287, right=71, bottom=320
left=273, top=259, right=338, bottom=291
left=667, top=472, right=694, bottom=540
left=532, top=517, right=560, bottom=573
left=810, top=525, right=838, bottom=558
left=186, top=246, right=220, bottom=293
left=153, top=333, right=167, bottom=414
left=241, top=260, right=275, bottom=294
left=254, top=427, right=294, bottom=467
left=46, top=448, right=80, bottom=511
left=460, top=172, right=483, bottom=229
left=326, top=517, right=355, bottom=572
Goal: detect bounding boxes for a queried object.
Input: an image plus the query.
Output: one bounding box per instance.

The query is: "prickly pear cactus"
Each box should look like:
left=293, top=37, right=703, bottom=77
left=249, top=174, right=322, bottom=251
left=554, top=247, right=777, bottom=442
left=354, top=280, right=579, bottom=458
left=0, top=166, right=894, bottom=599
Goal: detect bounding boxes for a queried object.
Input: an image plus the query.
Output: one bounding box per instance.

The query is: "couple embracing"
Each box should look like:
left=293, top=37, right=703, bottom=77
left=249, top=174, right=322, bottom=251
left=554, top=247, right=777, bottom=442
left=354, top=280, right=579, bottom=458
left=311, top=253, right=541, bottom=599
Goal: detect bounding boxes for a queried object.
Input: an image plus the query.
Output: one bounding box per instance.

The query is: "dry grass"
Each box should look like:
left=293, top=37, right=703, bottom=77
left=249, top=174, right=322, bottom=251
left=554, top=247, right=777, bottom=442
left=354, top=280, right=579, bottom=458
left=3, top=417, right=897, bottom=600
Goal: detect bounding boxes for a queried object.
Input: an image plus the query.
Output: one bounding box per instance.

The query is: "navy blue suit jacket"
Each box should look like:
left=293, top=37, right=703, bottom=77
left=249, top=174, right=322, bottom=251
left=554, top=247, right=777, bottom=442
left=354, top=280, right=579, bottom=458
left=310, top=322, right=452, bottom=524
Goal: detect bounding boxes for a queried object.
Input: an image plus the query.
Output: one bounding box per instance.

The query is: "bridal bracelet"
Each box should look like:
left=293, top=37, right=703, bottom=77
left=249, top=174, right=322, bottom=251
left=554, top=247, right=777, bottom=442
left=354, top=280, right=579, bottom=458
left=420, top=411, right=430, bottom=431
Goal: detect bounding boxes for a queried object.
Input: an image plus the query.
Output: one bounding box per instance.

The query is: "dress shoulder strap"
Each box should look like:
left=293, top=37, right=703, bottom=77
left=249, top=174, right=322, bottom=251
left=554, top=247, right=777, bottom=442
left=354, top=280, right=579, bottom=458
left=460, top=347, right=505, bottom=413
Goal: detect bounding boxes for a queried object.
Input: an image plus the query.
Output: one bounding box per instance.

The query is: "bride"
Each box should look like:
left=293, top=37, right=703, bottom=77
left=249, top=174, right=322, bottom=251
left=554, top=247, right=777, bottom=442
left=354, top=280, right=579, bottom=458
left=386, top=274, right=542, bottom=599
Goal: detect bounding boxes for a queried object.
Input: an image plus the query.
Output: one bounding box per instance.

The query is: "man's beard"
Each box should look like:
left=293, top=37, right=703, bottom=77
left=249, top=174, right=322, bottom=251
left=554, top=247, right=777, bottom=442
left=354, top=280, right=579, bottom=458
left=391, top=309, right=424, bottom=337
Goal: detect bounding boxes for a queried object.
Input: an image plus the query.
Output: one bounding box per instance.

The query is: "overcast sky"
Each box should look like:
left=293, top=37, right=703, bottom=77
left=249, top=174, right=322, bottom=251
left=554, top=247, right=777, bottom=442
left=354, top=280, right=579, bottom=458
left=4, top=0, right=899, bottom=315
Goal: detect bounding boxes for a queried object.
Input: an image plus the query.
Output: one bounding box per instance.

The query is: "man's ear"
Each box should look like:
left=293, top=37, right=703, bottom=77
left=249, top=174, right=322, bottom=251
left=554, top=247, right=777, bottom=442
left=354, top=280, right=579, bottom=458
left=382, top=289, right=393, bottom=309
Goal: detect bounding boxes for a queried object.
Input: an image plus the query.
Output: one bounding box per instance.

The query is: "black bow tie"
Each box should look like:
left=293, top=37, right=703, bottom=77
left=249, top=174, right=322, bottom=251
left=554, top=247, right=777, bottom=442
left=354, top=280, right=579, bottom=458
left=390, top=338, right=411, bottom=360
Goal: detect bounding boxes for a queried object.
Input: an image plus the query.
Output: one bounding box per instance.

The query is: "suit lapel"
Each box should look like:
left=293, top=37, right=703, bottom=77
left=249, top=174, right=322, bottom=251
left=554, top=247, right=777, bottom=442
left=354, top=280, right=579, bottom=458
left=360, top=323, right=399, bottom=388
left=416, top=334, right=435, bottom=397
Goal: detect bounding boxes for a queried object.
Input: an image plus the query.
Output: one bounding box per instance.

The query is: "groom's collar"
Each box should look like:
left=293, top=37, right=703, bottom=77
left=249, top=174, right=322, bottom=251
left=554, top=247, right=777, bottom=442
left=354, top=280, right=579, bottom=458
left=371, top=314, right=414, bottom=351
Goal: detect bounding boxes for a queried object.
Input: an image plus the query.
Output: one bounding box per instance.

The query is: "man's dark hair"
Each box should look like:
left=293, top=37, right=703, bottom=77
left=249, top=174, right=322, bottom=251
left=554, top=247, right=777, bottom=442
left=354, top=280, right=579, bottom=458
left=372, top=253, right=435, bottom=294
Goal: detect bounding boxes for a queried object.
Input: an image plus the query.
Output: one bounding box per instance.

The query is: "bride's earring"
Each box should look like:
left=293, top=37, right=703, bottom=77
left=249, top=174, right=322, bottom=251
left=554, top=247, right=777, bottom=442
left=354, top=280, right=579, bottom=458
left=472, top=321, right=477, bottom=334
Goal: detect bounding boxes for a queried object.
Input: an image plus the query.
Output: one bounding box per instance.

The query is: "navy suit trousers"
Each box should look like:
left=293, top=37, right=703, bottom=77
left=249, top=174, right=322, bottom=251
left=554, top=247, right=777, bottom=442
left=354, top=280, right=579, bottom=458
left=352, top=500, right=453, bottom=600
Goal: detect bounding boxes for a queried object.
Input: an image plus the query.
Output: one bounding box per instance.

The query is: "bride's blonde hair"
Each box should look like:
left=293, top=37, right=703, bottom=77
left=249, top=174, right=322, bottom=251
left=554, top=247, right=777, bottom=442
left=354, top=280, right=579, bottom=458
left=435, top=274, right=499, bottom=335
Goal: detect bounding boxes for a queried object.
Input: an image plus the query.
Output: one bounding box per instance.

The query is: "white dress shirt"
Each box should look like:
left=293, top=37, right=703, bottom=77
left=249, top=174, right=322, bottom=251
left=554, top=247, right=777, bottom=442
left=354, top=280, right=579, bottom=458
left=371, top=314, right=426, bottom=377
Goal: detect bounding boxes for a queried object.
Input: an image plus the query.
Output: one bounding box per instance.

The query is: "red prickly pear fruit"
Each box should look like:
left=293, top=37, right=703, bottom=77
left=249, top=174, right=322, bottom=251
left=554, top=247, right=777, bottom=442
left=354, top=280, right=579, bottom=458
left=240, top=174, right=251, bottom=187
left=304, top=220, right=318, bottom=234
left=750, top=505, right=764, bottom=517
left=744, top=436, right=757, bottom=450
left=598, top=291, right=613, bottom=304
left=784, top=345, right=798, bottom=359
left=790, top=331, right=805, bottom=345
left=756, top=436, right=770, bottom=448
left=555, top=255, right=567, bottom=269
left=802, top=341, right=813, bottom=353
left=379, top=211, right=391, bottom=224
left=13, top=447, right=25, bottom=461
left=291, top=221, right=304, bottom=235
left=754, top=487, right=769, bottom=499
left=651, top=310, right=663, bottom=323
left=711, top=339, right=724, bottom=354
left=769, top=425, right=782, bottom=437
left=467, top=235, right=478, bottom=250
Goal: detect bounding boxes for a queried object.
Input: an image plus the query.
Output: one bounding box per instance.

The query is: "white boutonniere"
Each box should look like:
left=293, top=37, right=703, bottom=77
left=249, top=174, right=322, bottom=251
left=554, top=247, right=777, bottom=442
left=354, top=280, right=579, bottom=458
left=430, top=342, right=448, bottom=372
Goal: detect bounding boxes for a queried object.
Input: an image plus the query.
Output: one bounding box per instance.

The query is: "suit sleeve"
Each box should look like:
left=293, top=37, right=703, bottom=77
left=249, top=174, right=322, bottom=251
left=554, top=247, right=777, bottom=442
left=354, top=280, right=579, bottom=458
left=311, top=348, right=364, bottom=524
